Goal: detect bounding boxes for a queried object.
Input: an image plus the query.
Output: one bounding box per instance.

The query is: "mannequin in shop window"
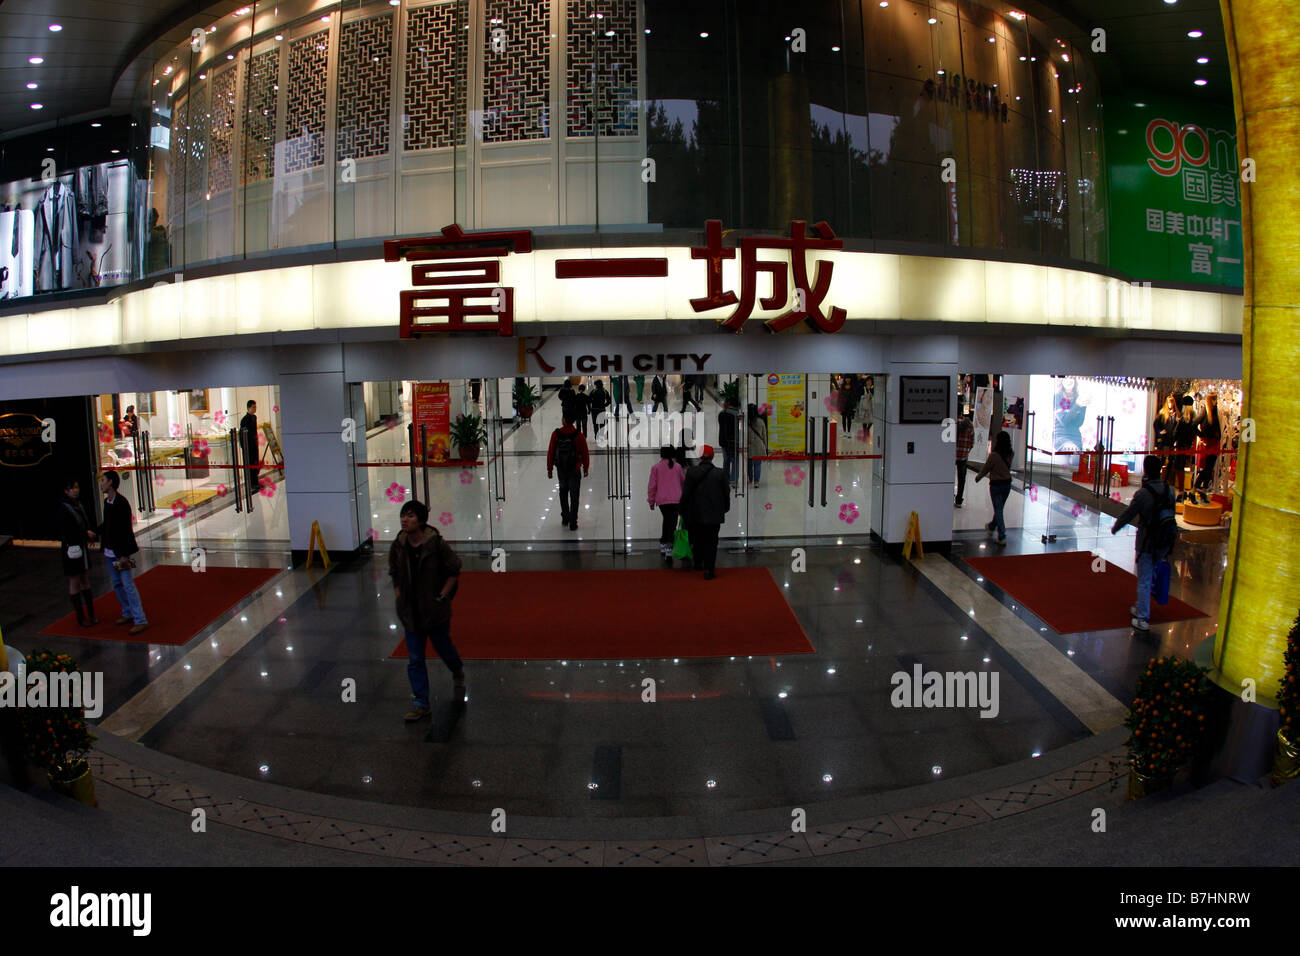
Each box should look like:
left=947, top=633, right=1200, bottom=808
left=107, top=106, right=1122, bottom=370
left=1172, top=399, right=1198, bottom=501
left=1153, top=394, right=1178, bottom=483
left=1193, top=390, right=1223, bottom=498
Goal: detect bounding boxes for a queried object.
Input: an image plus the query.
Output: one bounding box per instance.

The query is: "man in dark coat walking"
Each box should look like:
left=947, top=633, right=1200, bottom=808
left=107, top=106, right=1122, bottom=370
left=239, top=399, right=259, bottom=510
left=679, top=444, right=730, bottom=579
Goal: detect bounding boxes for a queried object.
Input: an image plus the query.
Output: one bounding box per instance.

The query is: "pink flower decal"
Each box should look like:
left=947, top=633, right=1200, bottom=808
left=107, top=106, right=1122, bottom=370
left=438, top=512, right=454, bottom=526
left=459, top=470, right=473, bottom=484
left=386, top=482, right=405, bottom=504
left=272, top=405, right=279, bottom=413
left=192, top=438, right=210, bottom=458
left=1028, top=485, right=1039, bottom=502
left=216, top=483, right=228, bottom=498
left=834, top=485, right=843, bottom=494
left=171, top=501, right=188, bottom=518
left=169, top=422, right=182, bottom=438
left=764, top=502, right=773, bottom=511
left=1071, top=503, right=1085, bottom=517
left=1111, top=492, right=1122, bottom=502
left=154, top=474, right=165, bottom=488
left=214, top=410, right=228, bottom=427
left=784, top=465, right=805, bottom=486
left=366, top=528, right=379, bottom=541
left=259, top=477, right=277, bottom=499
left=1061, top=398, right=1072, bottom=411
left=838, top=503, right=860, bottom=524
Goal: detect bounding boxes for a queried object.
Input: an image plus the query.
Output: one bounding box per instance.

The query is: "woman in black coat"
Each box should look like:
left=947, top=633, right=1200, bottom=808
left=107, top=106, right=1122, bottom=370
left=59, top=476, right=98, bottom=626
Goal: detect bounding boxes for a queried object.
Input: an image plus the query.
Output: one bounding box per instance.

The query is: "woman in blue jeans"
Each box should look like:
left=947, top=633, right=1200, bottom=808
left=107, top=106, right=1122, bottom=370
left=974, top=431, right=1015, bottom=545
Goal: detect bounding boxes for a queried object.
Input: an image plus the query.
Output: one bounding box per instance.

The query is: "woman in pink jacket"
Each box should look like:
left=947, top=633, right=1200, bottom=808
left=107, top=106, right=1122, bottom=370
left=648, top=445, right=686, bottom=564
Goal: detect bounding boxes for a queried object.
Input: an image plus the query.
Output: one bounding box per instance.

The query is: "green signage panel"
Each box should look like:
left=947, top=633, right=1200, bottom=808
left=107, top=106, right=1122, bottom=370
left=1105, top=94, right=1243, bottom=288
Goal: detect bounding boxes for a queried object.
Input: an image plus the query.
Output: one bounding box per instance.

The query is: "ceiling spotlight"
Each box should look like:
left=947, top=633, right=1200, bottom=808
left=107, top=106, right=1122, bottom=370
left=1187, top=29, right=1203, bottom=38
left=275, top=34, right=283, bottom=41
left=699, top=31, right=708, bottom=38
left=1134, top=102, right=1146, bottom=107
left=48, top=24, right=63, bottom=32
left=987, top=36, right=996, bottom=43
left=1194, top=78, right=1208, bottom=86
left=28, top=56, right=44, bottom=65
left=30, top=103, right=43, bottom=110
left=831, top=45, right=840, bottom=51
left=90, top=121, right=101, bottom=127
left=110, top=149, right=120, bottom=154
left=1164, top=0, right=1178, bottom=4
left=928, top=17, right=938, bottom=24
left=1197, top=56, right=1209, bottom=64
left=26, top=82, right=38, bottom=89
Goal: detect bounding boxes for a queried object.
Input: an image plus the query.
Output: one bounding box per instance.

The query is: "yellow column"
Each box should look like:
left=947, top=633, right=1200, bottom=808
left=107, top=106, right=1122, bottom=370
left=1214, top=2, right=1300, bottom=705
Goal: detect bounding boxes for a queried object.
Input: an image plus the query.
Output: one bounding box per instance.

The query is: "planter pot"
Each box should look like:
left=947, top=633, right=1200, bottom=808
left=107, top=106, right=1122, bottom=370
left=48, top=760, right=97, bottom=806
left=457, top=444, right=480, bottom=463
left=1126, top=766, right=1175, bottom=801
left=1272, top=730, right=1299, bottom=786
left=517, top=405, right=534, bottom=421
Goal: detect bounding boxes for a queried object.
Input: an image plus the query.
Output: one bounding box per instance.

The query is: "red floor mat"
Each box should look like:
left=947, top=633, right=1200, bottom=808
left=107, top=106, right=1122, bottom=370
left=40, top=564, right=281, bottom=646
left=390, top=567, right=814, bottom=660
left=963, top=551, right=1209, bottom=634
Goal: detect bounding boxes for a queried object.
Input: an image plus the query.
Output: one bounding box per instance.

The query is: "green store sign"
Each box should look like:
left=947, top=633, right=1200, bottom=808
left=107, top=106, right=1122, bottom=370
left=1106, top=95, right=1243, bottom=288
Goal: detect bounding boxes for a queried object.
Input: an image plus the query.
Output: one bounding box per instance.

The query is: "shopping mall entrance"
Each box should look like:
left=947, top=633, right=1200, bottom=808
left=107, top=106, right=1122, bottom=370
left=354, top=372, right=883, bottom=554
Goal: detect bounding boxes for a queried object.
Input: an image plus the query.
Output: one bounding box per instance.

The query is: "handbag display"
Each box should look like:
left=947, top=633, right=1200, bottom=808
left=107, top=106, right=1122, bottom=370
left=672, top=518, right=692, bottom=561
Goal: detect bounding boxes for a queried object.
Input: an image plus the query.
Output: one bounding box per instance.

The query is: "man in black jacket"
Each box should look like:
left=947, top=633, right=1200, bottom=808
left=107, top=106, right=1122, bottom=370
left=1111, top=456, right=1176, bottom=632
left=98, top=469, right=148, bottom=635
left=389, top=499, right=464, bottom=721
left=239, top=399, right=259, bottom=510
left=680, top=445, right=730, bottom=579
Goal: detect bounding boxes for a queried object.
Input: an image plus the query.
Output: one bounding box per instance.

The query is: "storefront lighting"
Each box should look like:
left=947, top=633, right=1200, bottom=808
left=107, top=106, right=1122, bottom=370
left=605, top=29, right=614, bottom=36
left=227, top=53, right=235, bottom=60
left=235, top=5, right=252, bottom=14
left=1134, top=102, right=1146, bottom=107
left=1061, top=53, right=1070, bottom=61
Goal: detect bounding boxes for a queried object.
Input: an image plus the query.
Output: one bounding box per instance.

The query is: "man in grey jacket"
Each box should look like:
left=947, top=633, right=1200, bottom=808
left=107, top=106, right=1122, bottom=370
left=1111, top=455, right=1176, bottom=631
left=680, top=445, right=730, bottom=579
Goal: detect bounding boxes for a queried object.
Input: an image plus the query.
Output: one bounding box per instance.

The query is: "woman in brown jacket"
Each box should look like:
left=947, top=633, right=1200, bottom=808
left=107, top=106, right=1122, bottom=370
left=388, top=499, right=465, bottom=721
left=974, top=430, right=1015, bottom=545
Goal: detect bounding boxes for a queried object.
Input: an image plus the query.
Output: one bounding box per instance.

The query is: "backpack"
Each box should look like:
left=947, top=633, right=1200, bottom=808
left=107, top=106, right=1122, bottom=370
left=1147, top=483, right=1180, bottom=555
left=554, top=428, right=580, bottom=474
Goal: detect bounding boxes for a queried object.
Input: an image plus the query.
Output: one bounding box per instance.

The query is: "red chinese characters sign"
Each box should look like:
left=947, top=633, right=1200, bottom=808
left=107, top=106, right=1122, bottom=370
left=387, top=220, right=848, bottom=337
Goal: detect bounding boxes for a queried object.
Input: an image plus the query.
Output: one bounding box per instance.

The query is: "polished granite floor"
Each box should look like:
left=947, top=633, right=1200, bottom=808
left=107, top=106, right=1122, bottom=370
left=0, top=500, right=1227, bottom=822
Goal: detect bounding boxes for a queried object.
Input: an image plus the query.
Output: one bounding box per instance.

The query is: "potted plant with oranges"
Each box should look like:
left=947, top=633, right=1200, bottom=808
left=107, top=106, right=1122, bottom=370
left=1272, top=613, right=1299, bottom=786
left=19, top=649, right=97, bottom=806
left=1124, top=656, right=1214, bottom=800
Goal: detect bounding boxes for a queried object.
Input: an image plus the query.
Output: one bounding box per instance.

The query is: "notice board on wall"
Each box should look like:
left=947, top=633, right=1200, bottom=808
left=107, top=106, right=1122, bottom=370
left=412, top=383, right=450, bottom=464
left=765, top=373, right=805, bottom=453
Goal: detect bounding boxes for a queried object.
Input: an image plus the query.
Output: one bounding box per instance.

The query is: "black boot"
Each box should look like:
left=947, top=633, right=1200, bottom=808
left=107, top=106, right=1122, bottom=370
left=80, top=589, right=98, bottom=625
left=70, top=595, right=91, bottom=627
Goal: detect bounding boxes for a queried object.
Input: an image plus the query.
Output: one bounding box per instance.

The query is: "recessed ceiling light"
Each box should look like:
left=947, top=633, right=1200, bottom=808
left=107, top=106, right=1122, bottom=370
left=1187, top=29, right=1203, bottom=38
left=1164, top=0, right=1178, bottom=5
left=1009, top=9, right=1026, bottom=18
left=26, top=82, right=38, bottom=89
left=48, top=24, right=63, bottom=32
left=28, top=56, right=44, bottom=65
left=831, top=45, right=840, bottom=51
left=699, top=31, right=708, bottom=37
left=110, top=149, right=120, bottom=154
left=90, top=121, right=101, bottom=127
left=1194, top=78, right=1208, bottom=86
left=928, top=17, right=938, bottom=24
left=198, top=73, right=206, bottom=79
left=30, top=103, right=43, bottom=110
left=275, top=34, right=283, bottom=41
left=1134, top=102, right=1146, bottom=107
left=227, top=53, right=234, bottom=59
left=1197, top=56, right=1209, bottom=64
left=987, top=36, right=996, bottom=43
left=45, top=146, right=53, bottom=152
left=880, top=1, right=889, bottom=6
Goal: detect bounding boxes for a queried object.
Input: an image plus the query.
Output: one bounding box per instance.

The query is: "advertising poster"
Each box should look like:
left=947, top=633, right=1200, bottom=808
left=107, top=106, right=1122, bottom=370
left=1003, top=396, right=1025, bottom=430
left=973, top=386, right=995, bottom=460
left=412, top=383, right=450, bottom=464
left=1105, top=94, right=1243, bottom=287
left=766, top=373, right=805, bottom=453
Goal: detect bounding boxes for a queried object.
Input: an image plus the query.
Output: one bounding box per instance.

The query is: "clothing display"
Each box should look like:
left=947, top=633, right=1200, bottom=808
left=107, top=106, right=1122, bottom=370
left=75, top=165, right=109, bottom=220
left=35, top=181, right=79, bottom=292
left=0, top=210, right=34, bottom=299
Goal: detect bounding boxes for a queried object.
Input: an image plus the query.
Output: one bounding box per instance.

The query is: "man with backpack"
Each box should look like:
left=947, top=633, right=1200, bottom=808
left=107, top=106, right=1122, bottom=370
left=1111, top=455, right=1179, bottom=632
left=547, top=414, right=590, bottom=530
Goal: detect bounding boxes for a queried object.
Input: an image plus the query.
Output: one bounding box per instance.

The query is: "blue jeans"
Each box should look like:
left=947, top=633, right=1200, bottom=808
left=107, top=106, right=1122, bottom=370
left=989, top=480, right=1012, bottom=539
left=1134, top=550, right=1166, bottom=622
left=747, top=457, right=761, bottom=483
left=723, top=448, right=739, bottom=483
left=405, top=620, right=464, bottom=709
left=107, top=555, right=147, bottom=625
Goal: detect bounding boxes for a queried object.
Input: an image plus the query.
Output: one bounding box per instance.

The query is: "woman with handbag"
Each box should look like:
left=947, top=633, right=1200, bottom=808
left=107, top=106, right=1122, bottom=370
left=59, top=476, right=98, bottom=626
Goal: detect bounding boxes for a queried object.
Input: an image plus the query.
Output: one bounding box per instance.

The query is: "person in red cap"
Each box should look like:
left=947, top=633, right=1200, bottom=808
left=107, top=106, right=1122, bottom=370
left=679, top=444, right=730, bottom=579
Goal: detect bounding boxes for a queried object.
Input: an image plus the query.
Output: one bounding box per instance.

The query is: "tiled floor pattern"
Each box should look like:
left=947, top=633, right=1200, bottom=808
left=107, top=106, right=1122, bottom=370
left=84, top=745, right=1129, bottom=866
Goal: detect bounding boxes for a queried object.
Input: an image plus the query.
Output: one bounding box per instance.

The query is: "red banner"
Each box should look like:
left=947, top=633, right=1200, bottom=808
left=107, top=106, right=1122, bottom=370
left=412, top=382, right=450, bottom=464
